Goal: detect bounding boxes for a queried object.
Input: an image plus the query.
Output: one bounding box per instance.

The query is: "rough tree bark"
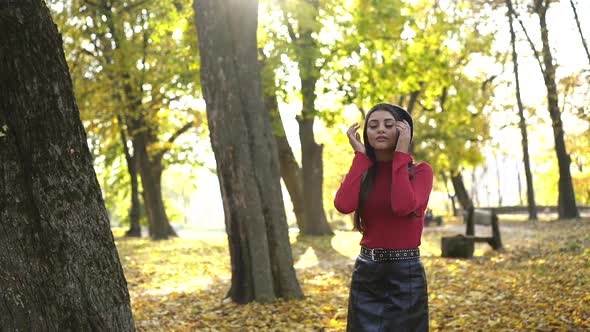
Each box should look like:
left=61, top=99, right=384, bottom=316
left=532, top=0, right=579, bottom=219
left=0, top=1, right=135, bottom=329
left=506, top=0, right=538, bottom=220
left=194, top=0, right=304, bottom=303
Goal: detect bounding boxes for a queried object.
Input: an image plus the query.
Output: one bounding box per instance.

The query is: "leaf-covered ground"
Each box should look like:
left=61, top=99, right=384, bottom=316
left=114, top=217, right=590, bottom=331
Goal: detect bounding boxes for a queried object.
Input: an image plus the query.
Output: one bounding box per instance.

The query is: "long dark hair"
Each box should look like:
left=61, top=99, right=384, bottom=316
left=353, top=103, right=415, bottom=232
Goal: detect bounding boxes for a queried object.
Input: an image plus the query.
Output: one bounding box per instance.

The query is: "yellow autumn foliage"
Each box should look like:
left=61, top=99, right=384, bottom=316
left=115, top=217, right=590, bottom=331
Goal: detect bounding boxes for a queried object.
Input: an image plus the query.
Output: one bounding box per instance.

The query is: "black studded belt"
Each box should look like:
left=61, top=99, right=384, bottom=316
left=360, top=247, right=420, bottom=262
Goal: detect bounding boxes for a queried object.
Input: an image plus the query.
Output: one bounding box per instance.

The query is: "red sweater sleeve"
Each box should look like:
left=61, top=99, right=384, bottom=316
left=334, top=152, right=373, bottom=214
left=390, top=151, right=434, bottom=216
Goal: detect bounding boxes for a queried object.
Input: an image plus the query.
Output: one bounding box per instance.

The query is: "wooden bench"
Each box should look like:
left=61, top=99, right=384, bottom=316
left=441, top=207, right=503, bottom=258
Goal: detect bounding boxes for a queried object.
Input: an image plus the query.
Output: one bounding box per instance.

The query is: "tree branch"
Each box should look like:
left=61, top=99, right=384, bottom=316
left=277, top=0, right=298, bottom=42
left=153, top=121, right=195, bottom=161
left=167, top=121, right=194, bottom=145
left=569, top=0, right=590, bottom=65
left=509, top=3, right=545, bottom=76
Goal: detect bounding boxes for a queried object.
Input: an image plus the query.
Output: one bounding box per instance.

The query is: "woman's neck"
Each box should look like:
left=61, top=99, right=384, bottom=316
left=374, top=149, right=394, bottom=161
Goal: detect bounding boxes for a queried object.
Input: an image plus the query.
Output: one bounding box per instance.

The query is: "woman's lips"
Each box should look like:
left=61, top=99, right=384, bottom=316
left=376, top=136, right=388, bottom=141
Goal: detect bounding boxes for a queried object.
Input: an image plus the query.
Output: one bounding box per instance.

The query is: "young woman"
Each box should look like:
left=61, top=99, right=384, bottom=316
left=334, top=103, right=433, bottom=331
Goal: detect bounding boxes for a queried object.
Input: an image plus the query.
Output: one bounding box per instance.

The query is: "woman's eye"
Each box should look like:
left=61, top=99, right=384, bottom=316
left=385, top=125, right=394, bottom=128
left=368, top=125, right=377, bottom=129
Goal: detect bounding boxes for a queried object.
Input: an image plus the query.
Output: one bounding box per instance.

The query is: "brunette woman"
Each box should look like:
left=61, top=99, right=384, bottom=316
left=334, top=103, right=433, bottom=331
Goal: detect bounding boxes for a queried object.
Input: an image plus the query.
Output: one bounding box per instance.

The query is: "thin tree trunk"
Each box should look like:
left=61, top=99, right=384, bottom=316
left=276, top=135, right=306, bottom=229
left=0, top=1, right=135, bottom=329
left=99, top=5, right=144, bottom=238
left=280, top=0, right=332, bottom=235
left=494, top=153, right=503, bottom=207
left=471, top=169, right=479, bottom=207
left=118, top=116, right=142, bottom=237
left=506, top=0, right=538, bottom=220
left=194, top=0, right=303, bottom=303
left=451, top=171, right=474, bottom=211
left=130, top=124, right=177, bottom=239
left=261, top=61, right=306, bottom=231
left=442, top=172, right=458, bottom=216
left=298, top=105, right=332, bottom=235
left=405, top=89, right=421, bottom=155
left=533, top=0, right=579, bottom=219
left=103, top=1, right=176, bottom=239
left=569, top=0, right=590, bottom=65
left=298, top=36, right=332, bottom=234
left=517, top=163, right=524, bottom=206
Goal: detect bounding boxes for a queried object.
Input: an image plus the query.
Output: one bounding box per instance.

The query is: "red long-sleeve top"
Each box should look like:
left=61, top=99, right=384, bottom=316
left=334, top=151, right=433, bottom=249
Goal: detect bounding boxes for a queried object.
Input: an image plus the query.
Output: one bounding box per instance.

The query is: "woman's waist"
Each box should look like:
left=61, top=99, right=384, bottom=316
left=360, top=226, right=422, bottom=249
left=359, top=246, right=420, bottom=262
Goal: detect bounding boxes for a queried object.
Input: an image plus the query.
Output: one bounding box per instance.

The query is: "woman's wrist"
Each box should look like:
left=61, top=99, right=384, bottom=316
left=395, top=139, right=410, bottom=153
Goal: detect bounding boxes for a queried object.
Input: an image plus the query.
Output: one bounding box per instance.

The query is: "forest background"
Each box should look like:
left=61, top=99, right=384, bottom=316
left=47, top=0, right=590, bottom=235
left=2, top=0, right=589, bottom=330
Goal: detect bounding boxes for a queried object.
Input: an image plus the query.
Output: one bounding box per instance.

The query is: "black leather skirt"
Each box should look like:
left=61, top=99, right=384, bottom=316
left=347, top=255, right=429, bottom=332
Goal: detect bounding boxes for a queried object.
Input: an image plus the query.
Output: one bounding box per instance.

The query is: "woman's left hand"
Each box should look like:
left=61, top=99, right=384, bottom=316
left=395, top=120, right=411, bottom=152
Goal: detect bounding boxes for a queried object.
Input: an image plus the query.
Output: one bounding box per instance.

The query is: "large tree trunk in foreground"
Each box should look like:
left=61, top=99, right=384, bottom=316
left=194, top=0, right=303, bottom=303
left=533, top=0, right=579, bottom=219
left=0, top=1, right=135, bottom=329
left=506, top=0, right=538, bottom=221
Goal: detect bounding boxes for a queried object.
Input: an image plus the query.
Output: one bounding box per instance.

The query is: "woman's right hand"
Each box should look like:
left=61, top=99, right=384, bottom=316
left=346, top=123, right=365, bottom=154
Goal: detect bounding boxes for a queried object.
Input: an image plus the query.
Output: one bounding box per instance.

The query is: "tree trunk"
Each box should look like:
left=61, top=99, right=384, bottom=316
left=131, top=125, right=176, bottom=240
left=533, top=0, right=579, bottom=219
left=569, top=0, right=590, bottom=65
left=126, top=156, right=142, bottom=236
left=118, top=116, right=142, bottom=237
left=261, top=62, right=306, bottom=231
left=405, top=89, right=420, bottom=155
left=442, top=172, right=458, bottom=216
left=451, top=171, right=474, bottom=211
left=277, top=134, right=306, bottom=230
left=103, top=2, right=176, bottom=239
left=517, top=163, right=524, bottom=206
left=280, top=0, right=332, bottom=235
left=298, top=112, right=332, bottom=235
left=0, top=1, right=135, bottom=329
left=194, top=0, right=303, bottom=303
left=471, top=169, right=479, bottom=207
left=494, top=153, right=503, bottom=207
left=507, top=0, right=538, bottom=220
left=296, top=15, right=332, bottom=235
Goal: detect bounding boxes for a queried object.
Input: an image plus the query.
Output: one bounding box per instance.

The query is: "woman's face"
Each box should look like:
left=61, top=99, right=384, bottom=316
left=365, top=110, right=398, bottom=151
